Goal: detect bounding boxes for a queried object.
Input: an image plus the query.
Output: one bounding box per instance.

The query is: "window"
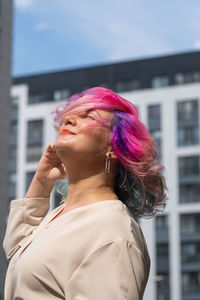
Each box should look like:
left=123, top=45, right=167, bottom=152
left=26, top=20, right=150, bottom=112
left=177, top=100, right=198, bottom=123
left=175, top=71, right=200, bottom=85
left=156, top=244, right=170, bottom=273
left=182, top=271, right=200, bottom=295
left=26, top=146, right=43, bottom=162
left=157, top=244, right=169, bottom=257
left=8, top=147, right=17, bottom=171
left=180, top=214, right=200, bottom=235
left=155, top=214, right=170, bottom=300
left=9, top=121, right=18, bottom=145
left=27, top=120, right=43, bottom=146
left=29, top=93, right=48, bottom=104
left=151, top=75, right=169, bottom=89
left=10, top=96, right=19, bottom=120
left=27, top=120, right=43, bottom=162
left=26, top=171, right=35, bottom=192
left=11, top=96, right=19, bottom=106
left=148, top=105, right=161, bottom=130
left=53, top=89, right=70, bottom=101
left=178, top=156, right=200, bottom=203
left=114, top=79, right=140, bottom=92
left=156, top=273, right=170, bottom=300
left=147, top=104, right=162, bottom=160
left=180, top=183, right=200, bottom=203
left=8, top=172, right=17, bottom=200
left=181, top=242, right=200, bottom=263
left=179, top=156, right=199, bottom=178
left=175, top=73, right=184, bottom=85
left=177, top=100, right=199, bottom=147
left=156, top=215, right=168, bottom=230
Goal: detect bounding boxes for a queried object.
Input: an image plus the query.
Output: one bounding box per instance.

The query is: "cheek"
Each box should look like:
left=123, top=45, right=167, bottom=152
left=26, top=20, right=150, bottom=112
left=90, top=128, right=111, bottom=150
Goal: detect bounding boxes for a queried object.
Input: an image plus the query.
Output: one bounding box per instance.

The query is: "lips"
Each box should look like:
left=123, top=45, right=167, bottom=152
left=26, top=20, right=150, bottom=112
left=60, top=129, right=75, bottom=135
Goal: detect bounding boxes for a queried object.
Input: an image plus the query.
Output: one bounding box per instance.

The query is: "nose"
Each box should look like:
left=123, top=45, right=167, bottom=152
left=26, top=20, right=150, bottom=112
left=64, top=114, right=77, bottom=126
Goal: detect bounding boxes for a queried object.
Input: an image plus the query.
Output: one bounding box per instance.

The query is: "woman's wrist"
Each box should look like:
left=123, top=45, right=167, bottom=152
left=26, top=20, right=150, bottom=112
left=25, top=175, right=55, bottom=198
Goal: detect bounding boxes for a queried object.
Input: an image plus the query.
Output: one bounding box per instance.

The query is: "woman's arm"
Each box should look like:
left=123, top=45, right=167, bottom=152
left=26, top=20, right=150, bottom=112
left=3, top=197, right=50, bottom=261
left=65, top=239, right=150, bottom=300
left=3, top=143, right=67, bottom=261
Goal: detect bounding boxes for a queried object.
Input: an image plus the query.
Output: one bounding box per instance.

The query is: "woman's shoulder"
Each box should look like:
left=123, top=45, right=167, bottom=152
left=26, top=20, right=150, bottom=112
left=86, top=199, right=149, bottom=255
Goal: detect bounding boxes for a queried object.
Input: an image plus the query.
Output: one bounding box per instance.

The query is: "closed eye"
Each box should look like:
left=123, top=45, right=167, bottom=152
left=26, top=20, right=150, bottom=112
left=86, top=115, right=96, bottom=120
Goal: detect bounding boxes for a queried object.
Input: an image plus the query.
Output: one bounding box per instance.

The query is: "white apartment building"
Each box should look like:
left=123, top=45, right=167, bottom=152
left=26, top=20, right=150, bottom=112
left=9, top=51, right=200, bottom=300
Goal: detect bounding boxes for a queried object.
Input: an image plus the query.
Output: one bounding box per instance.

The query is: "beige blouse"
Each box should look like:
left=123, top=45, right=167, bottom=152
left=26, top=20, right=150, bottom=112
left=3, top=197, right=150, bottom=300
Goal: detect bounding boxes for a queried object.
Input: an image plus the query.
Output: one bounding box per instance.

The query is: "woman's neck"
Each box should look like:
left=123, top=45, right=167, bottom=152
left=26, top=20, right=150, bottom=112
left=63, top=173, right=118, bottom=210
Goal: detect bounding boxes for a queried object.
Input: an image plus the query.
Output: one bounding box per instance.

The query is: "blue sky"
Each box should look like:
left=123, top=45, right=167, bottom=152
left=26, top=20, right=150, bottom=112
left=13, top=0, right=200, bottom=77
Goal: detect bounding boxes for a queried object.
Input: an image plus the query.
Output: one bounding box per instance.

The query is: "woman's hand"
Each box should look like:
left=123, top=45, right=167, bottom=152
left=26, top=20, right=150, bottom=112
left=34, top=143, right=67, bottom=184
left=26, top=143, right=67, bottom=198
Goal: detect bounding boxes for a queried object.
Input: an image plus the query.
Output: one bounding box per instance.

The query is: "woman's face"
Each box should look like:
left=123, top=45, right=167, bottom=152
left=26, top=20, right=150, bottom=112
left=55, top=109, right=113, bottom=162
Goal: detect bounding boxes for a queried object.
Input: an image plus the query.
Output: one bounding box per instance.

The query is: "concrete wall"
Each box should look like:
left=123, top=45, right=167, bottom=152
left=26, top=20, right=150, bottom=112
left=0, top=0, right=13, bottom=297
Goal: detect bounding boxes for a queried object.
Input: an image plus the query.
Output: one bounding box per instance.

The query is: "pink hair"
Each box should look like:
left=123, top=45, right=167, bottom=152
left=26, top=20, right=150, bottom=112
left=52, top=87, right=168, bottom=220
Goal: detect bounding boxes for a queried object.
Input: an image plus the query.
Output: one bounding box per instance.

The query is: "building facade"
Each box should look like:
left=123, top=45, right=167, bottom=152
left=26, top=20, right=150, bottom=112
left=0, top=0, right=13, bottom=297
left=9, top=51, right=200, bottom=300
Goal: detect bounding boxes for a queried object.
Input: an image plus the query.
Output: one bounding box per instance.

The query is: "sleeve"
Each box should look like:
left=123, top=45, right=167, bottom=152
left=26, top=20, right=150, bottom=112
left=65, top=239, right=150, bottom=300
left=3, top=197, right=50, bottom=261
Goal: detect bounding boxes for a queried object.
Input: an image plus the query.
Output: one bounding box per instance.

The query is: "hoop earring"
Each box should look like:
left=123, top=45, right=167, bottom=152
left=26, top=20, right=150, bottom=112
left=105, top=153, right=112, bottom=173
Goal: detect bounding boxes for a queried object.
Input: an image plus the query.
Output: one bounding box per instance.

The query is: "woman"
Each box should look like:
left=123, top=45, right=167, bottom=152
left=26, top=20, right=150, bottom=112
left=3, top=87, right=167, bottom=299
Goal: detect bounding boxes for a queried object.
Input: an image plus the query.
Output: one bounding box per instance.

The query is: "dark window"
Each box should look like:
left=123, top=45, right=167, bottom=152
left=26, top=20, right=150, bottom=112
left=177, top=100, right=199, bottom=147
left=27, top=120, right=43, bottom=146
left=151, top=75, right=169, bottom=88
left=156, top=273, right=170, bottom=300
left=181, top=242, right=200, bottom=263
left=9, top=121, right=18, bottom=146
left=27, top=120, right=43, bottom=162
left=180, top=214, right=200, bottom=235
left=179, top=156, right=199, bottom=178
left=177, top=100, right=198, bottom=123
left=182, top=271, right=200, bottom=295
left=26, top=171, right=35, bottom=192
left=10, top=96, right=19, bottom=120
left=148, top=105, right=161, bottom=131
left=175, top=71, right=200, bottom=85
left=8, top=172, right=17, bottom=201
left=147, top=104, right=162, bottom=160
left=157, top=244, right=169, bottom=257
left=8, top=146, right=17, bottom=171
left=180, top=183, right=200, bottom=203
left=29, top=93, right=48, bottom=104
left=178, top=156, right=200, bottom=204
left=156, top=215, right=168, bottom=230
left=53, top=89, right=70, bottom=101
left=11, top=96, right=19, bottom=106
left=114, top=79, right=140, bottom=92
left=156, top=244, right=170, bottom=273
left=155, top=214, right=170, bottom=300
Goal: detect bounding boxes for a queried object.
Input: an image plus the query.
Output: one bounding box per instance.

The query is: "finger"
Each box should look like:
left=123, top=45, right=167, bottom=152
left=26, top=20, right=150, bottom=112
left=47, top=143, right=56, bottom=152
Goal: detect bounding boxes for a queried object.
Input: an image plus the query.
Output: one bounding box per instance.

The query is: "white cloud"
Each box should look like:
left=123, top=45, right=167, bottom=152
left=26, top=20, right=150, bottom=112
left=14, top=0, right=174, bottom=66
left=54, top=1, right=172, bottom=61
left=35, top=22, right=50, bottom=31
left=194, top=40, right=200, bottom=49
left=15, top=0, right=36, bottom=10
